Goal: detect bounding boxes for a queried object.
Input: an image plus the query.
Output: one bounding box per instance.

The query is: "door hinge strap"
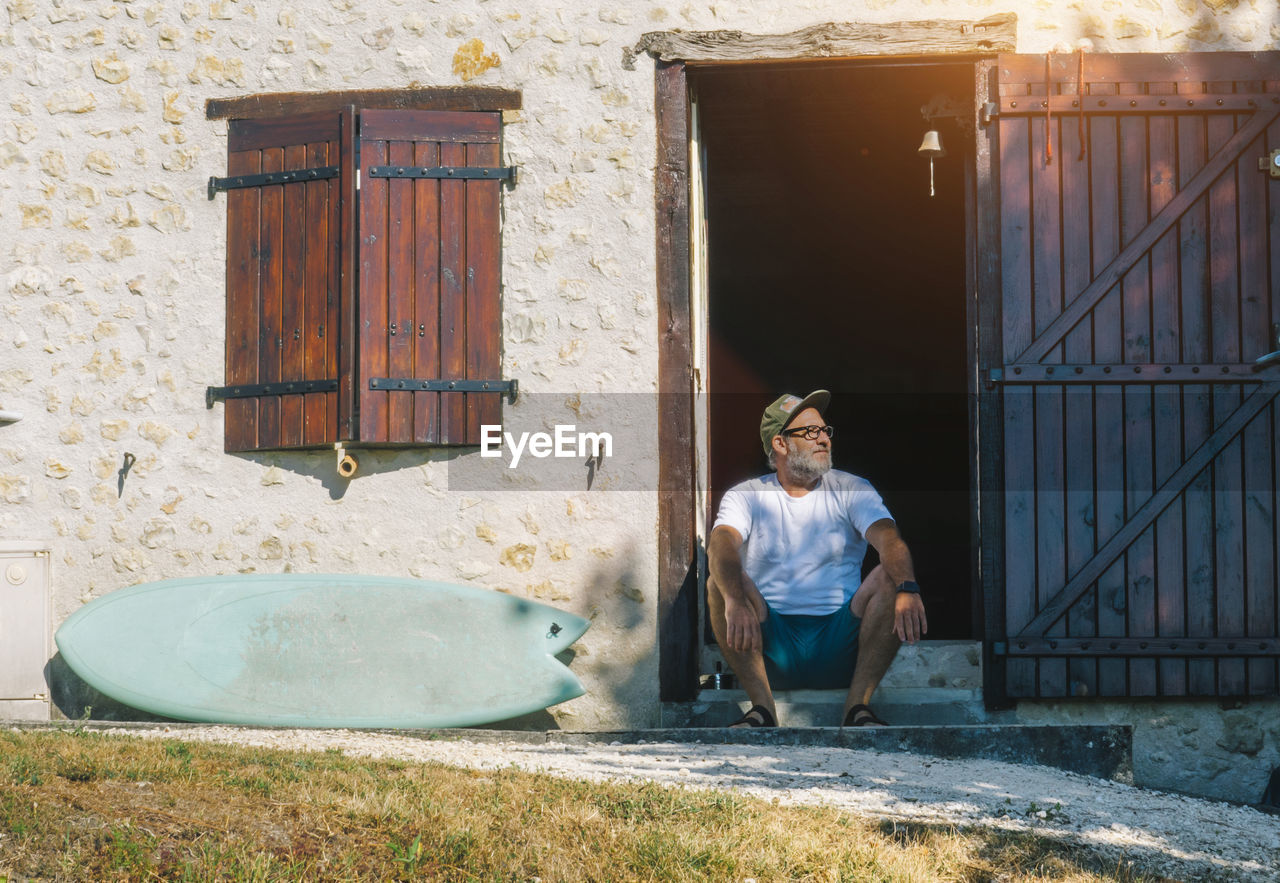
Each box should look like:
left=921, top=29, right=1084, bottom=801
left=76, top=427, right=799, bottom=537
left=997, top=638, right=1278, bottom=657
left=207, top=166, right=340, bottom=200
left=368, top=165, right=517, bottom=184
left=988, top=363, right=1271, bottom=385
left=206, top=379, right=340, bottom=408
left=370, top=377, right=518, bottom=404
left=1000, top=93, right=1274, bottom=116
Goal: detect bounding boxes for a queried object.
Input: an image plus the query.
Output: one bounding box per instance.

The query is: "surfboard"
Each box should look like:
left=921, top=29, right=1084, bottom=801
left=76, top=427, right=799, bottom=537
left=54, top=574, right=590, bottom=728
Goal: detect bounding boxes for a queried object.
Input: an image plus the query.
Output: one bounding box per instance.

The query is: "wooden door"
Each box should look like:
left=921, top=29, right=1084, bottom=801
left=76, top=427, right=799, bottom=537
left=982, top=52, right=1280, bottom=700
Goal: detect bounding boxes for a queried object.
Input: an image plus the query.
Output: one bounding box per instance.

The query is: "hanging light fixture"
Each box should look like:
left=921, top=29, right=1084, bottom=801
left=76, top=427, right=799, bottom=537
left=918, top=129, right=946, bottom=197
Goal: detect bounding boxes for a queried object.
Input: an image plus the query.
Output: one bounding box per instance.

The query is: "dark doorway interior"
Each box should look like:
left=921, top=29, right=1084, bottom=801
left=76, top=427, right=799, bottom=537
left=692, top=60, right=975, bottom=639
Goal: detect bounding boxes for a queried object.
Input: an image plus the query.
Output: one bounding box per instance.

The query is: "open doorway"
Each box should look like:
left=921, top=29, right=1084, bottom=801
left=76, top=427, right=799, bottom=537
left=690, top=59, right=976, bottom=643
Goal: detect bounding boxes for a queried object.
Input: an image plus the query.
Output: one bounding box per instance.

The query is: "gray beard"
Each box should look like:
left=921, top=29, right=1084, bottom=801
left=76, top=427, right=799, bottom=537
left=785, top=440, right=831, bottom=484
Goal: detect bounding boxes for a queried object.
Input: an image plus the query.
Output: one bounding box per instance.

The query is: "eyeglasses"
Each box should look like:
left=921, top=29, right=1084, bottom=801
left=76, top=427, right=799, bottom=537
left=780, top=424, right=835, bottom=440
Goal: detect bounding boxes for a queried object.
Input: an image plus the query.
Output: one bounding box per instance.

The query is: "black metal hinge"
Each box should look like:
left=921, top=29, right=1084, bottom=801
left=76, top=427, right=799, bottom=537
left=994, top=638, right=1277, bottom=657
left=369, top=377, right=518, bottom=404
left=367, top=165, right=517, bottom=185
left=987, top=363, right=1273, bottom=386
left=207, top=166, right=340, bottom=200
left=206, top=379, right=340, bottom=408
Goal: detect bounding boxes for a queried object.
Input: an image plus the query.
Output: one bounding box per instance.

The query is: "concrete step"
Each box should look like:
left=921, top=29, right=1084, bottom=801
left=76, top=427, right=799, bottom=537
left=11, top=719, right=1135, bottom=784
left=674, top=688, right=994, bottom=727
left=662, top=634, right=1132, bottom=782
left=877, top=640, right=983, bottom=691
left=686, top=639, right=997, bottom=727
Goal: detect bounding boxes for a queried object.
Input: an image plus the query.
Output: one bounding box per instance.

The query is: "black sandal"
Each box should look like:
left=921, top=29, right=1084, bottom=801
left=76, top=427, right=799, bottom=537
left=729, top=704, right=776, bottom=728
left=842, top=704, right=888, bottom=727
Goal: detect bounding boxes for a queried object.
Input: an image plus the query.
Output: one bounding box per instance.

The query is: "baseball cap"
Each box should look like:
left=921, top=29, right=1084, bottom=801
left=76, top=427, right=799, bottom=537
left=759, top=389, right=830, bottom=455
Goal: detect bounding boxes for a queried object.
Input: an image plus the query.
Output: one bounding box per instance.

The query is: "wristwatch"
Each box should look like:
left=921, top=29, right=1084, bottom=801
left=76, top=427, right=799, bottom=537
left=896, top=580, right=921, bottom=595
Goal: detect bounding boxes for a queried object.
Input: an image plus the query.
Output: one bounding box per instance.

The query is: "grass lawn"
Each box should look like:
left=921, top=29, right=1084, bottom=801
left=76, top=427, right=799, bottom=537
left=0, top=729, right=1161, bottom=881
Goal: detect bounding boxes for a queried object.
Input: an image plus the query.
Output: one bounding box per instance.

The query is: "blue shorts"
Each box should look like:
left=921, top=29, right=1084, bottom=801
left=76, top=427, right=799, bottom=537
left=761, top=601, right=861, bottom=690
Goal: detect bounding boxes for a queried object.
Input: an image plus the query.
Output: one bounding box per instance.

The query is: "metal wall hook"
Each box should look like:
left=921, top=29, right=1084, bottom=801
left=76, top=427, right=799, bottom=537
left=117, top=452, right=136, bottom=497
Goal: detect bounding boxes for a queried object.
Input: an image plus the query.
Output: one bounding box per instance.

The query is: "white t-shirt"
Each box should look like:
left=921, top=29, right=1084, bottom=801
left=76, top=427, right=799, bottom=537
left=713, top=470, right=892, bottom=616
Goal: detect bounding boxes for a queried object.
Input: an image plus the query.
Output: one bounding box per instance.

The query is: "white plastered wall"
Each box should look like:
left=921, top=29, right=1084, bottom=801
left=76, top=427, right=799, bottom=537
left=0, top=0, right=1275, bottom=750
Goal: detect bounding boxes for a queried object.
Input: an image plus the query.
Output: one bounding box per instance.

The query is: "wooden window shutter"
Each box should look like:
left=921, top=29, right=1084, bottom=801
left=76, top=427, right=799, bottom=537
left=211, top=105, right=510, bottom=452
left=217, top=110, right=348, bottom=453
left=357, top=109, right=505, bottom=445
left=981, top=51, right=1280, bottom=701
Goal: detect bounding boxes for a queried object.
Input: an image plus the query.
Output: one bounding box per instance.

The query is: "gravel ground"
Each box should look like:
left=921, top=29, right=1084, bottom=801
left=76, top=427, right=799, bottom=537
left=106, top=725, right=1280, bottom=882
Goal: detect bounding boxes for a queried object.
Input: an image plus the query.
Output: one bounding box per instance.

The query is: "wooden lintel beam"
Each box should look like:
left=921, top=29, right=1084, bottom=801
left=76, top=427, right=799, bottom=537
left=207, top=87, right=522, bottom=121
left=624, top=14, right=1016, bottom=69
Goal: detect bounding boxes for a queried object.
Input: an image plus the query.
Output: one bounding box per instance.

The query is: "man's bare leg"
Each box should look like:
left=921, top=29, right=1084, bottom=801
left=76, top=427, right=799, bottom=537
left=706, top=576, right=776, bottom=726
left=843, top=565, right=902, bottom=723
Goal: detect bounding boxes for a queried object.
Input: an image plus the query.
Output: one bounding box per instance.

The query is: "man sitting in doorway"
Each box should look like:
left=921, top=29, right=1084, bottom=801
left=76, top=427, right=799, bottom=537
left=707, top=390, right=927, bottom=727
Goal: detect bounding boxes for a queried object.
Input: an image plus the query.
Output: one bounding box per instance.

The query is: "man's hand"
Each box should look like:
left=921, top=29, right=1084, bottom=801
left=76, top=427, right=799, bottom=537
left=723, top=593, right=763, bottom=653
left=708, top=525, right=767, bottom=654
left=893, top=591, right=927, bottom=644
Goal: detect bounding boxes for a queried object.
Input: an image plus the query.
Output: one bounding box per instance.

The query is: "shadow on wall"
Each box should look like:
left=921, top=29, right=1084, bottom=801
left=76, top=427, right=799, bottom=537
left=580, top=543, right=653, bottom=728
left=241, top=447, right=471, bottom=501
left=483, top=540, right=653, bottom=732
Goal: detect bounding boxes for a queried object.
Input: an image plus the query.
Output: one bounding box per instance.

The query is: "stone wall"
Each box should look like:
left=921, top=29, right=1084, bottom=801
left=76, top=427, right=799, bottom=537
left=0, top=0, right=678, bottom=730
left=1016, top=700, right=1280, bottom=804
left=0, top=0, right=1276, bottom=759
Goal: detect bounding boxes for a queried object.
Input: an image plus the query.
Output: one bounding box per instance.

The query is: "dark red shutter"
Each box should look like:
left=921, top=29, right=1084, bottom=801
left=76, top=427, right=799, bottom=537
left=357, top=109, right=504, bottom=445
left=984, top=52, right=1280, bottom=699
left=223, top=112, right=344, bottom=452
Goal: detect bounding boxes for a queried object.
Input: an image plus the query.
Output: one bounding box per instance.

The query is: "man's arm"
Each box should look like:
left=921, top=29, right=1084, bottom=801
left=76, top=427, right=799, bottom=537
left=707, top=525, right=765, bottom=653
left=865, top=518, right=928, bottom=644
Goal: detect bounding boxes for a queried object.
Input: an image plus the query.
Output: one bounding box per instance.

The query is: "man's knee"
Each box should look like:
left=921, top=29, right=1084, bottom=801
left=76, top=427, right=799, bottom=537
left=706, top=580, right=725, bottom=635
left=706, top=575, right=727, bottom=611
left=851, top=566, right=895, bottom=618
left=709, top=575, right=767, bottom=622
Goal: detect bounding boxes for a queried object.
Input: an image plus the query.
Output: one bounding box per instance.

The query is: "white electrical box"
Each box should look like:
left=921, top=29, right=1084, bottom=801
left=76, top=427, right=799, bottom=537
left=0, top=540, right=51, bottom=720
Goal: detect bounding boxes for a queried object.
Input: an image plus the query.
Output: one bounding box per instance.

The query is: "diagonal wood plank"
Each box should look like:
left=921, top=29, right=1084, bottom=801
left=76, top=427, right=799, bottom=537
left=1014, top=383, right=1280, bottom=638
left=1013, top=106, right=1279, bottom=366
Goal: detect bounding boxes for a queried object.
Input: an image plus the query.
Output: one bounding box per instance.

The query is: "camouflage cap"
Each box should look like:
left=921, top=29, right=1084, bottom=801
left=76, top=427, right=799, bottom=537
left=759, top=390, right=830, bottom=455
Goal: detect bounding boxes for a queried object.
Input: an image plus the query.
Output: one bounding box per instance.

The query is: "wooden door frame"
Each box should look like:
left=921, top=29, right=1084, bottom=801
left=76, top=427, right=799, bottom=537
left=655, top=59, right=699, bottom=703
left=649, top=19, right=1018, bottom=704
left=972, top=57, right=1009, bottom=708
